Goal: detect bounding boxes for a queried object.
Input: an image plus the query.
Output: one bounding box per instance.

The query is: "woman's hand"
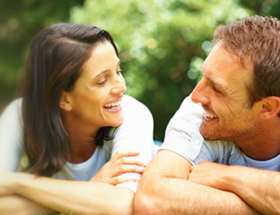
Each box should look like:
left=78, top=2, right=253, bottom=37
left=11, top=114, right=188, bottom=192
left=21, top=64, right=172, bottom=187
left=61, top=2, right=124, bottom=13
left=90, top=150, right=146, bottom=185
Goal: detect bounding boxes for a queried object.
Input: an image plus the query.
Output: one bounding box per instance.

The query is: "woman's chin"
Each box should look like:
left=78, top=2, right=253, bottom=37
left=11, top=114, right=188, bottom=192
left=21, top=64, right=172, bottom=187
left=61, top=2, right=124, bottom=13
left=108, top=117, right=124, bottom=128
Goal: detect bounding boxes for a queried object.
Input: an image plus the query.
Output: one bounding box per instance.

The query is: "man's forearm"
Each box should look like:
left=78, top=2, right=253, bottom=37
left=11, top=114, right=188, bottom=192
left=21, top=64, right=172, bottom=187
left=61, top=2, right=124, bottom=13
left=223, top=166, right=280, bottom=214
left=134, top=151, right=260, bottom=215
left=136, top=175, right=259, bottom=214
left=189, top=162, right=280, bottom=214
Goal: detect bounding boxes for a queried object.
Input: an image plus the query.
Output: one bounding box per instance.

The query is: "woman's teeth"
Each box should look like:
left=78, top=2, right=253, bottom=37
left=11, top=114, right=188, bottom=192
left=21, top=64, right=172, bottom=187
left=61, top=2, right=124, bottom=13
left=104, top=101, right=121, bottom=109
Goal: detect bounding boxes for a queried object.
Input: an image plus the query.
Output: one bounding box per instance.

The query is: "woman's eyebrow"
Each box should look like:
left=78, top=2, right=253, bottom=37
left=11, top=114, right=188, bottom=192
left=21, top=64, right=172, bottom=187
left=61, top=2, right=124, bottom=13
left=95, top=70, right=110, bottom=78
left=92, top=60, right=121, bottom=80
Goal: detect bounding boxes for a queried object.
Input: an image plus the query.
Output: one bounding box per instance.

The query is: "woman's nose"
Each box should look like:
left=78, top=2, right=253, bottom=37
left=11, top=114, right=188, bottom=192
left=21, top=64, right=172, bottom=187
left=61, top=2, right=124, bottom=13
left=111, top=76, right=127, bottom=95
left=191, top=78, right=210, bottom=105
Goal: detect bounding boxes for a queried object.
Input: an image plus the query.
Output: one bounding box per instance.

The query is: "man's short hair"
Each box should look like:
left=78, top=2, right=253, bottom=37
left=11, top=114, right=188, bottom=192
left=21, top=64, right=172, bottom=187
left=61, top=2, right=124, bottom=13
left=214, top=15, right=280, bottom=108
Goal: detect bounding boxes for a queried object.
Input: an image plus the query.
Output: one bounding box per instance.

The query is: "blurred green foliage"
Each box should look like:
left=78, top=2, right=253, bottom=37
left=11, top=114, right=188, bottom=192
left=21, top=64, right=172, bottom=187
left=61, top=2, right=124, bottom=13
left=0, top=0, right=84, bottom=101
left=0, top=0, right=279, bottom=140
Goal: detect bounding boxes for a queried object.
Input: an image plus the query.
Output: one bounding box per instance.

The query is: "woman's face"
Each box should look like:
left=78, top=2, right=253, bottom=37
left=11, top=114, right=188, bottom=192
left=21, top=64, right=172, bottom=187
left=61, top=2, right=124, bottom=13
left=64, top=41, right=127, bottom=129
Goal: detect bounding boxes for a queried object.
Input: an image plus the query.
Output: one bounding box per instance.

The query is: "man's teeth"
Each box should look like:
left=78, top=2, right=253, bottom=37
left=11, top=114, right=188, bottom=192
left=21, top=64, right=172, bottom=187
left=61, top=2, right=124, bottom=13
left=205, top=111, right=217, bottom=119
left=104, top=101, right=121, bottom=109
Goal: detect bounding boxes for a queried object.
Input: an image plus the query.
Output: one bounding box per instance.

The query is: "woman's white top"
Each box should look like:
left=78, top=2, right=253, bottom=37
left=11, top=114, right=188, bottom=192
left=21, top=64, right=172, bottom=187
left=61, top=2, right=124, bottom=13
left=0, top=95, right=156, bottom=192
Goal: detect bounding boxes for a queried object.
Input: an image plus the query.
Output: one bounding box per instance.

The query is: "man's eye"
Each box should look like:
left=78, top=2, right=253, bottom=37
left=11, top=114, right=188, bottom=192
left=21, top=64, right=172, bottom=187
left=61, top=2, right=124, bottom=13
left=213, top=86, right=221, bottom=93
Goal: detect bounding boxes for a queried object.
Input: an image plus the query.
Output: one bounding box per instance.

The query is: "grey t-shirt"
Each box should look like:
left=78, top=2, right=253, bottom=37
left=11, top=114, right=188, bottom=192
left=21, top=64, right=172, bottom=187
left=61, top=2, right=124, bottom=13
left=160, top=95, right=280, bottom=171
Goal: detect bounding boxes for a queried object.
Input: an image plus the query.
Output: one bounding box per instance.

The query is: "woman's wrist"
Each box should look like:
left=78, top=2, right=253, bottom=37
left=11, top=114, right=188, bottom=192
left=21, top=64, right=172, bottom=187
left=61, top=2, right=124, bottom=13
left=13, top=172, right=36, bottom=196
left=0, top=172, right=20, bottom=196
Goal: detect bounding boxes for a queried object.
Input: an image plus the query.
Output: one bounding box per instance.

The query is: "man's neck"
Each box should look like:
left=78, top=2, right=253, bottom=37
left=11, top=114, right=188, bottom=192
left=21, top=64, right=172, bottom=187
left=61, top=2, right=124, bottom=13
left=236, top=125, right=280, bottom=161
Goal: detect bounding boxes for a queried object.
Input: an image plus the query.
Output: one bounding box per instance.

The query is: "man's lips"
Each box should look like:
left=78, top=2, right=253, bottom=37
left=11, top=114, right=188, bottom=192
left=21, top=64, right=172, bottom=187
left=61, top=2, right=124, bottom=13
left=202, top=111, right=218, bottom=121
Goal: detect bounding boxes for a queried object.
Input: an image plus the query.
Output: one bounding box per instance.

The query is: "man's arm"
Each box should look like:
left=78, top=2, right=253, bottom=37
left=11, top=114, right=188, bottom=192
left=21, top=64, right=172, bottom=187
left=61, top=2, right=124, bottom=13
left=189, top=161, right=280, bottom=214
left=134, top=150, right=260, bottom=215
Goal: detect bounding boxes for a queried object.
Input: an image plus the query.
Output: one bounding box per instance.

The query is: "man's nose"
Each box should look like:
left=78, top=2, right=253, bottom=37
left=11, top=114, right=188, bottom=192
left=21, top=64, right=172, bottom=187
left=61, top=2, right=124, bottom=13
left=191, top=78, right=210, bottom=105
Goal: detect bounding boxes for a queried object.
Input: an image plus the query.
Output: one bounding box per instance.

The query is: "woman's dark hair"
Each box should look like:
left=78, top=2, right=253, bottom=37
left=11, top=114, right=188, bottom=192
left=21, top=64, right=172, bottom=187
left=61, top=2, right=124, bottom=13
left=19, top=23, right=118, bottom=176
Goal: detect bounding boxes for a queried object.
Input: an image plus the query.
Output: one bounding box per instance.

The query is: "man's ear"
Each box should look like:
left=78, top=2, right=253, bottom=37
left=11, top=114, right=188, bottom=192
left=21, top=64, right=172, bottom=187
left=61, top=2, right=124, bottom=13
left=59, top=91, right=72, bottom=111
left=259, top=96, right=280, bottom=119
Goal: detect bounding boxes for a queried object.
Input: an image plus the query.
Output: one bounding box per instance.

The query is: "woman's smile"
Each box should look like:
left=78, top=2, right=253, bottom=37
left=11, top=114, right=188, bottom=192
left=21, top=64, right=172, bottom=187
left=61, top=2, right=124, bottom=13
left=103, top=94, right=123, bottom=112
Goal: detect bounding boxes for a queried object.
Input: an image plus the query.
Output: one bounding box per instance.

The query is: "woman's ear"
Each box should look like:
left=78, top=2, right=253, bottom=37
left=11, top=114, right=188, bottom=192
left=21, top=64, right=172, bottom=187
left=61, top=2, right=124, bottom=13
left=259, top=96, right=280, bottom=119
left=59, top=91, right=72, bottom=111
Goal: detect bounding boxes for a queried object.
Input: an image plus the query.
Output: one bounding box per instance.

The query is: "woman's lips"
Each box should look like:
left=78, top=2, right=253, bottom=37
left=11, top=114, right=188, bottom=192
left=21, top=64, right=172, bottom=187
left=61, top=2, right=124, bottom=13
left=103, top=95, right=123, bottom=112
left=104, top=100, right=121, bottom=110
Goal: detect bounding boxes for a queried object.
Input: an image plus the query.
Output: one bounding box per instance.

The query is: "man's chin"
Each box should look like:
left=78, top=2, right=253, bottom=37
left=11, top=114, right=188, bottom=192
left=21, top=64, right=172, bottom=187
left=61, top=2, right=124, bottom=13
left=199, top=127, right=219, bottom=141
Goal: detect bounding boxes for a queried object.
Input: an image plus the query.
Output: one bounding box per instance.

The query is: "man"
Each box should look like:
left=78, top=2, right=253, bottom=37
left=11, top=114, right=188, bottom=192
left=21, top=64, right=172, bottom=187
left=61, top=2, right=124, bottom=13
left=134, top=15, right=280, bottom=215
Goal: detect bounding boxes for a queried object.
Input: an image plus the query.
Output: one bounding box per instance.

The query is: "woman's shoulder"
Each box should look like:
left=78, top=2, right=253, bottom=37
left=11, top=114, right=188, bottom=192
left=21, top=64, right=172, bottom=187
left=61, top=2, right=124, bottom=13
left=122, top=95, right=152, bottom=117
left=114, top=95, right=154, bottom=133
left=106, top=95, right=154, bottom=137
left=0, top=98, right=22, bottom=120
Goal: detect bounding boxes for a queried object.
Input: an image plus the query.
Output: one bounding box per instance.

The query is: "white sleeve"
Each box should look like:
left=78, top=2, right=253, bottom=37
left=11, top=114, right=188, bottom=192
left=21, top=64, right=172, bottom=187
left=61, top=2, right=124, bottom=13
left=160, top=95, right=205, bottom=165
left=110, top=95, right=155, bottom=193
left=0, top=99, right=24, bottom=171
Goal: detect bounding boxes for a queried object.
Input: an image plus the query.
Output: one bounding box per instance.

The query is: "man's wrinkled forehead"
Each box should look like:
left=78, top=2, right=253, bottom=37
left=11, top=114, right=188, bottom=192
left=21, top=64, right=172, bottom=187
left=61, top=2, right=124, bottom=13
left=202, top=41, right=253, bottom=72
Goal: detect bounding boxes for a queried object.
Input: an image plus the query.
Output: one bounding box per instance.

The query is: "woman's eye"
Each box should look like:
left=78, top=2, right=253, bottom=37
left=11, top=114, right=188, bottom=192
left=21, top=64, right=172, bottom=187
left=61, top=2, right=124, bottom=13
left=97, top=79, right=107, bottom=85
left=117, top=69, right=123, bottom=75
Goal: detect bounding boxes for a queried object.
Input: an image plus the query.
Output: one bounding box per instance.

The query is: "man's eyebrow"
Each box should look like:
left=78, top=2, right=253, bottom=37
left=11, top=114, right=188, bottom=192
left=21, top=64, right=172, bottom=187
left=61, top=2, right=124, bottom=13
left=205, top=74, right=228, bottom=93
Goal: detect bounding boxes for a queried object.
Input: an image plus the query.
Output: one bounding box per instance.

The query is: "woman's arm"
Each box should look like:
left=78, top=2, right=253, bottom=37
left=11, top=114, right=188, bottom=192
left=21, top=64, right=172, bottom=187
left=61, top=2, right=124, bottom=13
left=0, top=194, right=56, bottom=215
left=0, top=149, right=146, bottom=214
left=1, top=172, right=134, bottom=215
left=0, top=149, right=145, bottom=215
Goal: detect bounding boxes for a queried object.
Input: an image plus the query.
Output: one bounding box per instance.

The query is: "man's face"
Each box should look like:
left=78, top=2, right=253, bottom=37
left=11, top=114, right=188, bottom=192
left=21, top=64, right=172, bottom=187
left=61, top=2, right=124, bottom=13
left=191, top=43, right=260, bottom=142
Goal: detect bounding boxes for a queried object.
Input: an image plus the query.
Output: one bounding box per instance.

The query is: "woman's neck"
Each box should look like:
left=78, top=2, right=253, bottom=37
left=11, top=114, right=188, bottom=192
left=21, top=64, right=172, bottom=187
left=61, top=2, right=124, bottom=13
left=62, top=112, right=100, bottom=164
left=67, top=132, right=97, bottom=164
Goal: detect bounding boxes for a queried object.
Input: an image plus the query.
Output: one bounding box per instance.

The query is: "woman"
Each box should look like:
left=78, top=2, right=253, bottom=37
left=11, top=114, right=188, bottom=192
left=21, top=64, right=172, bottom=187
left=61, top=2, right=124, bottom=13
left=0, top=23, right=155, bottom=214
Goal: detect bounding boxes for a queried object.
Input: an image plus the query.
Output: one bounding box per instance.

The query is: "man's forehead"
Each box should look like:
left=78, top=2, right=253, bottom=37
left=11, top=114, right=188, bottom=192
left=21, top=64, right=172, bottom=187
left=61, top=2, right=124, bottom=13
left=205, top=44, right=239, bottom=67
left=201, top=43, right=254, bottom=92
left=204, top=42, right=253, bottom=71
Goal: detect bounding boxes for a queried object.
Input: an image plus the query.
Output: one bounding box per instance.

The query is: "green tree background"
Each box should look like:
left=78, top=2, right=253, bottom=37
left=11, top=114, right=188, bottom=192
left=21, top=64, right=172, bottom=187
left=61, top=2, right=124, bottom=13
left=0, top=0, right=279, bottom=141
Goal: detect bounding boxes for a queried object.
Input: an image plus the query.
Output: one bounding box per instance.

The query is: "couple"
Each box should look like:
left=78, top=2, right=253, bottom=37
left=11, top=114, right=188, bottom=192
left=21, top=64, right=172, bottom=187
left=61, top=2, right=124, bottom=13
left=1, top=15, right=280, bottom=214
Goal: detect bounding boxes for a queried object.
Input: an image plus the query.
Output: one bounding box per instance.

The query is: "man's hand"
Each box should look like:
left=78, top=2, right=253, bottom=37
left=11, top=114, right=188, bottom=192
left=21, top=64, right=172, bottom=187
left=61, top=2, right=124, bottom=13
left=189, top=161, right=235, bottom=191
left=189, top=161, right=280, bottom=214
